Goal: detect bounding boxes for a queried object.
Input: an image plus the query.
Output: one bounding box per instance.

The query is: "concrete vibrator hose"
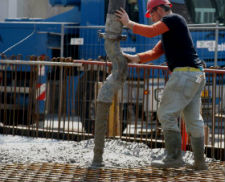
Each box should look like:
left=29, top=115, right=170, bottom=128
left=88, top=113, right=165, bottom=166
left=97, top=0, right=128, bottom=103
left=92, top=0, right=128, bottom=166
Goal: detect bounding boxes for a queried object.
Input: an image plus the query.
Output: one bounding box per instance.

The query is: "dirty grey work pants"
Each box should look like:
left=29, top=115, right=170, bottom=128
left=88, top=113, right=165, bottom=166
left=157, top=70, right=206, bottom=138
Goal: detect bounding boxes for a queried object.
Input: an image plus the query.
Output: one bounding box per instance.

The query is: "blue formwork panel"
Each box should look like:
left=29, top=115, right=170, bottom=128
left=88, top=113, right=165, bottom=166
left=0, top=21, right=77, bottom=59
left=49, top=0, right=80, bottom=6
left=0, top=22, right=60, bottom=58
left=191, top=30, right=225, bottom=67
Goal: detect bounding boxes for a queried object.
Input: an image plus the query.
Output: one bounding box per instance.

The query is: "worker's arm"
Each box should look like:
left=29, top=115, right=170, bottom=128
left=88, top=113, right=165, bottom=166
left=115, top=8, right=169, bottom=37
left=138, top=40, right=164, bottom=63
left=132, top=21, right=169, bottom=38
left=124, top=40, right=164, bottom=64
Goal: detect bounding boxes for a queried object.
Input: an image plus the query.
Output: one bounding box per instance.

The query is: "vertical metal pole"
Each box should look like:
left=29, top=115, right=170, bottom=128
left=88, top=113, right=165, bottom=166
left=214, top=21, right=219, bottom=67
left=60, top=24, right=65, bottom=58
left=211, top=21, right=219, bottom=157
left=58, top=60, right=63, bottom=138
left=58, top=24, right=64, bottom=138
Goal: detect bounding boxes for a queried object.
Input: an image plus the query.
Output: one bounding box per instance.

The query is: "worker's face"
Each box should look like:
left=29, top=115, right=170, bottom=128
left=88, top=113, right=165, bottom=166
left=150, top=7, right=163, bottom=22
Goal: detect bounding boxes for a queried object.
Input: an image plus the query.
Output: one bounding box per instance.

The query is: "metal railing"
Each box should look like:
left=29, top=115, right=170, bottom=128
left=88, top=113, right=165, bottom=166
left=60, top=24, right=225, bottom=68
left=0, top=58, right=224, bottom=160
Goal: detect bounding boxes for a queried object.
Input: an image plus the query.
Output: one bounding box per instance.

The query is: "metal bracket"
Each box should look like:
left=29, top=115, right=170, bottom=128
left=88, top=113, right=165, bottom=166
left=98, top=31, right=127, bottom=41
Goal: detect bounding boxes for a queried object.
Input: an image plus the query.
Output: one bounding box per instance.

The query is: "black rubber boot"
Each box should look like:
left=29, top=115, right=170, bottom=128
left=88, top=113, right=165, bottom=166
left=151, top=130, right=185, bottom=168
left=92, top=102, right=111, bottom=167
left=190, top=136, right=208, bottom=170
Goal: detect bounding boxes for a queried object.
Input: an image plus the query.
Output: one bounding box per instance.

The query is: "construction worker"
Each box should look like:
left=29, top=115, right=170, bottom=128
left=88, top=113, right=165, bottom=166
left=116, top=0, right=208, bottom=170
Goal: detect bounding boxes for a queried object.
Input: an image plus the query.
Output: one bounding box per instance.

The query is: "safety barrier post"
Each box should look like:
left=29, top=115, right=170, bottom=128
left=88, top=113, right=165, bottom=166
left=95, top=81, right=121, bottom=137
left=108, top=93, right=121, bottom=137
left=181, top=117, right=188, bottom=151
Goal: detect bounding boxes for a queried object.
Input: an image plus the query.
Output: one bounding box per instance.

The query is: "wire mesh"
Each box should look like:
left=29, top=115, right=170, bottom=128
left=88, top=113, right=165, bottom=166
left=0, top=162, right=224, bottom=182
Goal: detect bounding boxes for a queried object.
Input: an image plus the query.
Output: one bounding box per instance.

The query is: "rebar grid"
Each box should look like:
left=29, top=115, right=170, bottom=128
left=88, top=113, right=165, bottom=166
left=0, top=162, right=224, bottom=182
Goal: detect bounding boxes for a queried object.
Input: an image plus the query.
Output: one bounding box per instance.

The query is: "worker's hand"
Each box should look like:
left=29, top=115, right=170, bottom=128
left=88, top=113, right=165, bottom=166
left=123, top=53, right=140, bottom=64
left=115, top=8, right=130, bottom=27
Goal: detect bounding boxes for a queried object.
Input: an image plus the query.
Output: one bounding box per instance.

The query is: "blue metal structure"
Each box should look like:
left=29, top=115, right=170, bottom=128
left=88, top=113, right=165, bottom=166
left=1, top=0, right=223, bottom=64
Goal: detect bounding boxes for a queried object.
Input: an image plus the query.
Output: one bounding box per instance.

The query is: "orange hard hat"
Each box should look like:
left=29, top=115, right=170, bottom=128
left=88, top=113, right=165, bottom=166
left=145, top=0, right=172, bottom=18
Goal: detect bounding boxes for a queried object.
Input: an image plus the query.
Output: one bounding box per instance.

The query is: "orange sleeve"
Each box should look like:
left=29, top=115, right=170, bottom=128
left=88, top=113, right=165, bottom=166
left=138, top=40, right=164, bottom=63
left=132, top=21, right=169, bottom=38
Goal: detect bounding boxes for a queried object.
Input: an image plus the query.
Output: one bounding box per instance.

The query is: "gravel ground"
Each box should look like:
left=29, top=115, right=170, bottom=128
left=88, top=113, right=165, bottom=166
left=0, top=134, right=213, bottom=168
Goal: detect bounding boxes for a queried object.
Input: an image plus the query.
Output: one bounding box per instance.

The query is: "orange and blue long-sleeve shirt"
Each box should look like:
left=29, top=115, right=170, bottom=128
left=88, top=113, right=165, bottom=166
left=132, top=13, right=203, bottom=71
